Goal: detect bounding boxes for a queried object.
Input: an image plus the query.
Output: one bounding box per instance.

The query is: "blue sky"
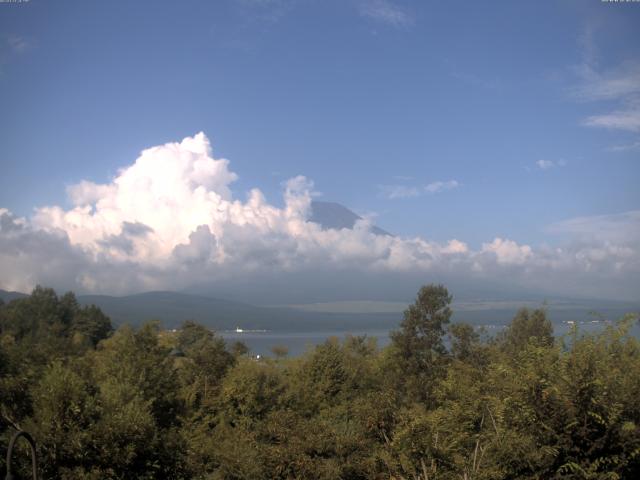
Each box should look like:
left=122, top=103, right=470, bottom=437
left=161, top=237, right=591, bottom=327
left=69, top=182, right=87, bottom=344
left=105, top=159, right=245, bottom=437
left=0, top=0, right=639, bottom=300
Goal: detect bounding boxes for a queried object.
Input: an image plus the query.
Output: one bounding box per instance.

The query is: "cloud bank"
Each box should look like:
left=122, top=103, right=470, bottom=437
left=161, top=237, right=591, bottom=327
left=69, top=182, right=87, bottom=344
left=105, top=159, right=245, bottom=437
left=1, top=133, right=638, bottom=300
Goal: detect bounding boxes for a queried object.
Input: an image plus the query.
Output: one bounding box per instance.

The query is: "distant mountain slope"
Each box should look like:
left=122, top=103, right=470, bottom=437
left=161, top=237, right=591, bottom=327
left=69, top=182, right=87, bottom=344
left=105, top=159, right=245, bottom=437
left=310, top=201, right=392, bottom=236
left=76, top=291, right=400, bottom=331
left=1, top=288, right=398, bottom=331
left=77, top=291, right=273, bottom=329
left=3, top=288, right=637, bottom=333
left=75, top=291, right=639, bottom=331
left=0, top=289, right=28, bottom=303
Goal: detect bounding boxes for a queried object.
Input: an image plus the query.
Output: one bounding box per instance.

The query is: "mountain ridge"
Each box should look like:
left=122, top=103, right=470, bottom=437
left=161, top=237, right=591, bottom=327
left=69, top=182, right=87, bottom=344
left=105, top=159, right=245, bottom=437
left=309, top=201, right=392, bottom=236
left=2, top=288, right=637, bottom=333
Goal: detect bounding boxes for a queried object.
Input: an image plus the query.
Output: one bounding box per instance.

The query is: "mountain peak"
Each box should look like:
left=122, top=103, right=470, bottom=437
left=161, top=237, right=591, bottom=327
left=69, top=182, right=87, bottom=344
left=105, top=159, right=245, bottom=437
left=309, top=201, right=392, bottom=236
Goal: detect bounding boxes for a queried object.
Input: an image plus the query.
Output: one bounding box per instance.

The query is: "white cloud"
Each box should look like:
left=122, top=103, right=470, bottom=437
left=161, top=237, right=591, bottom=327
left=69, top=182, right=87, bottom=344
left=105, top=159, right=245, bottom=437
left=536, top=160, right=554, bottom=170
left=535, top=159, right=566, bottom=170
left=7, top=35, right=30, bottom=54
left=380, top=180, right=460, bottom=199
left=67, top=181, right=115, bottom=206
left=608, top=140, right=640, bottom=152
left=1, top=133, right=638, bottom=300
left=358, top=0, right=414, bottom=28
left=567, top=18, right=640, bottom=135
left=442, top=239, right=469, bottom=255
left=571, top=62, right=640, bottom=102
left=583, top=107, right=640, bottom=132
left=424, top=180, right=460, bottom=193
left=571, top=53, right=640, bottom=133
left=1, top=34, right=32, bottom=76
left=546, top=210, right=640, bottom=245
left=481, top=238, right=532, bottom=266
left=234, top=0, right=295, bottom=23
left=378, top=185, right=421, bottom=199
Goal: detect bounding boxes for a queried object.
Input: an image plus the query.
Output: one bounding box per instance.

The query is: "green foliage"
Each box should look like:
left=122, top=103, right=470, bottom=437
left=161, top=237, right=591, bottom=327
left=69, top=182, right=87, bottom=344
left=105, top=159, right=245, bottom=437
left=176, top=320, right=235, bottom=411
left=72, top=304, right=113, bottom=347
left=271, top=344, right=289, bottom=358
left=27, top=361, right=99, bottom=477
left=389, top=284, right=452, bottom=403
left=498, top=306, right=554, bottom=353
left=448, top=322, right=480, bottom=361
left=0, top=286, right=113, bottom=358
left=1, top=285, right=639, bottom=479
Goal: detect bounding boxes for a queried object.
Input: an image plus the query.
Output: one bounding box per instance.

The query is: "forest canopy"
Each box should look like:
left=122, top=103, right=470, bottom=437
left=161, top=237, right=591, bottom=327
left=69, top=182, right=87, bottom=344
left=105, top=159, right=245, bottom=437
left=1, top=285, right=639, bottom=479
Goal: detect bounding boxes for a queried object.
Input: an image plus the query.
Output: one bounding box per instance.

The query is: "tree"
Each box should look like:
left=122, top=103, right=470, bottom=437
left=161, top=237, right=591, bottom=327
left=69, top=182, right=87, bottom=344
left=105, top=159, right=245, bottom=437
left=499, top=307, right=553, bottom=353
left=0, top=287, right=112, bottom=354
left=230, top=340, right=250, bottom=358
left=448, top=322, right=479, bottom=362
left=297, top=338, right=351, bottom=412
left=71, top=305, right=113, bottom=347
left=92, top=322, right=180, bottom=429
left=177, top=321, right=235, bottom=411
left=389, top=284, right=452, bottom=403
left=2, top=284, right=640, bottom=479
left=89, top=322, right=188, bottom=478
left=26, top=361, right=99, bottom=478
left=271, top=344, right=289, bottom=359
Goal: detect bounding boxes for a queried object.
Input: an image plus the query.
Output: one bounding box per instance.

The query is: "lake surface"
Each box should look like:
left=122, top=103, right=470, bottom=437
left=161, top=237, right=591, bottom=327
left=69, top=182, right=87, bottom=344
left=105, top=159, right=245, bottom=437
left=220, top=319, right=640, bottom=357
left=221, top=328, right=393, bottom=357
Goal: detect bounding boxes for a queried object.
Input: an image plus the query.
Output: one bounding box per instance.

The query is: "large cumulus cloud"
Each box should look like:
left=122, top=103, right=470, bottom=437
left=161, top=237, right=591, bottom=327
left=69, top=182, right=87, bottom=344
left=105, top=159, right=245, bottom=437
left=1, top=133, right=638, bottom=300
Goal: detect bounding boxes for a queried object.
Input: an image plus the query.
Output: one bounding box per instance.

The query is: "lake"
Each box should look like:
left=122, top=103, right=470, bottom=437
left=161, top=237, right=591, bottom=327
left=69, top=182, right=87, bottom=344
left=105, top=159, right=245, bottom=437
left=220, top=319, right=640, bottom=357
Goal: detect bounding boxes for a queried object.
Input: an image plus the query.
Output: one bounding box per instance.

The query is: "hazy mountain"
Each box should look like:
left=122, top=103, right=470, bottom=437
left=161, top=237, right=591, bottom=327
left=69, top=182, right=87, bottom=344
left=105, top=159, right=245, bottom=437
left=0, top=289, right=27, bottom=303
left=76, top=291, right=400, bottom=332
left=76, top=291, right=265, bottom=329
left=310, top=201, right=392, bottom=236
left=3, top=288, right=637, bottom=334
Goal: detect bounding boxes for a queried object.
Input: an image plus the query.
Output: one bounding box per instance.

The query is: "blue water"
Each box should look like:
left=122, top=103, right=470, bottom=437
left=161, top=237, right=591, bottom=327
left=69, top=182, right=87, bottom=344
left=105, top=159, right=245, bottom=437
left=221, top=328, right=392, bottom=357
left=220, top=320, right=640, bottom=357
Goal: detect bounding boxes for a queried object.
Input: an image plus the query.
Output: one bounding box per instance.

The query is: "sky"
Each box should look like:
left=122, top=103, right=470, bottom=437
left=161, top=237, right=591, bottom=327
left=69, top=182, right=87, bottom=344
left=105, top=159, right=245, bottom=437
left=0, top=0, right=639, bottom=302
